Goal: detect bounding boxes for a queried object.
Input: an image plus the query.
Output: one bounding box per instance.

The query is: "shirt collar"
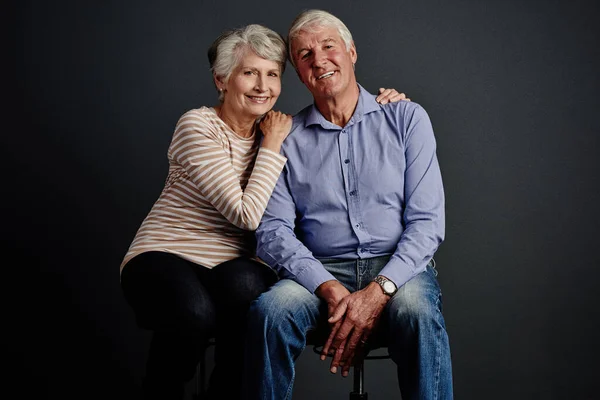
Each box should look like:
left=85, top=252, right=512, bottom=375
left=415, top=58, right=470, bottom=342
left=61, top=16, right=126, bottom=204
left=304, top=84, right=381, bottom=129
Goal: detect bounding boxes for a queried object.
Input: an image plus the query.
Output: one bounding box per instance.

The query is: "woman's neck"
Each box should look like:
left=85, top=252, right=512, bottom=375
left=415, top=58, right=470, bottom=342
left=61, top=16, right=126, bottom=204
left=215, top=104, right=256, bottom=138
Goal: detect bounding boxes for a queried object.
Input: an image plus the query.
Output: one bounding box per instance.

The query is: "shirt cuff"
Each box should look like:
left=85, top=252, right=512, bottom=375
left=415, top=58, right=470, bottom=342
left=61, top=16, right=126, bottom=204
left=378, top=257, right=426, bottom=289
left=258, top=147, right=287, bottom=164
left=294, top=262, right=337, bottom=293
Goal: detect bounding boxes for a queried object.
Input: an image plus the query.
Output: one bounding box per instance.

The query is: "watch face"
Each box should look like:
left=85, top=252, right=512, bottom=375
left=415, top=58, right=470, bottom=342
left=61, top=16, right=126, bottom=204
left=383, top=281, right=396, bottom=293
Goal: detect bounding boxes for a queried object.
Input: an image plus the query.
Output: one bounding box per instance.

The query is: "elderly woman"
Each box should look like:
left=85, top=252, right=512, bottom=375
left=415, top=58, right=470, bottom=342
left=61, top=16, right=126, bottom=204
left=120, top=24, right=406, bottom=400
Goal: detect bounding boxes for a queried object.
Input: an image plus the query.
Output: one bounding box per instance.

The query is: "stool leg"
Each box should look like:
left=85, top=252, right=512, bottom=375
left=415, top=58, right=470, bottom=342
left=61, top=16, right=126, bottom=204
left=192, top=348, right=207, bottom=400
left=350, top=360, right=368, bottom=400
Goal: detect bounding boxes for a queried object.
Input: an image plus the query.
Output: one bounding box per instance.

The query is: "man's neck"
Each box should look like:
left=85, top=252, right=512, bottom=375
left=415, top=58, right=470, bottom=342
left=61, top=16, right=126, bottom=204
left=314, top=84, right=360, bottom=128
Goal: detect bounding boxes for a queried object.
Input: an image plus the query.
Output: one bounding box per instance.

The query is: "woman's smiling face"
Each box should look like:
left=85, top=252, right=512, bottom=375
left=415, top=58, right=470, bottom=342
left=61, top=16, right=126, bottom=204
left=219, top=50, right=282, bottom=119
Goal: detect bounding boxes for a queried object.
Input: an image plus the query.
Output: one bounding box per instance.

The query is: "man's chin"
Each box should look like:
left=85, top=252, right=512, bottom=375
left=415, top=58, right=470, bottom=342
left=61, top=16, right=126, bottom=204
left=312, top=88, right=339, bottom=100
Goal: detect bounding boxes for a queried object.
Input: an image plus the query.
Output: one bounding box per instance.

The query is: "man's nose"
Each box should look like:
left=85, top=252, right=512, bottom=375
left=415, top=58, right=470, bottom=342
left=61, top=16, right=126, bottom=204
left=312, top=49, right=327, bottom=68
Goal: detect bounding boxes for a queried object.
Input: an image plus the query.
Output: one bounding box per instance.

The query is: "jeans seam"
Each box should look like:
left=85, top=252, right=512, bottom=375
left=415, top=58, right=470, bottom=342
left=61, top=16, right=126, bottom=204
left=433, top=293, right=442, bottom=400
left=284, top=341, right=307, bottom=400
left=356, top=260, right=361, bottom=289
left=262, top=309, right=303, bottom=400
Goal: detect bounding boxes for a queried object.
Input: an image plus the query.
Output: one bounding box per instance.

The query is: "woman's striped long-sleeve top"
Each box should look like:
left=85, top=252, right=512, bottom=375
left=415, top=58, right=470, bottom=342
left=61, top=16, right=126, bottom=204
left=120, top=107, right=287, bottom=272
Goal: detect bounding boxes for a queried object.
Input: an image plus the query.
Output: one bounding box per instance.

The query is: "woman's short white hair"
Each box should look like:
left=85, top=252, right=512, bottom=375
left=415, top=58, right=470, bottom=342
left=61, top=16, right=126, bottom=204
left=287, top=9, right=354, bottom=68
left=208, top=24, right=287, bottom=101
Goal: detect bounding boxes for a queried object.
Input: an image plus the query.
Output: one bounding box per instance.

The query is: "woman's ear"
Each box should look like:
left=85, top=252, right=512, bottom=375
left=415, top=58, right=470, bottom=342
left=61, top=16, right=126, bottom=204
left=213, top=73, right=226, bottom=92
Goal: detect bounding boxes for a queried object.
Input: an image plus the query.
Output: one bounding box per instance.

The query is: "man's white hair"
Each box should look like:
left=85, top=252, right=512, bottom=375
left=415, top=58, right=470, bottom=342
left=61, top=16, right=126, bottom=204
left=287, top=9, right=354, bottom=68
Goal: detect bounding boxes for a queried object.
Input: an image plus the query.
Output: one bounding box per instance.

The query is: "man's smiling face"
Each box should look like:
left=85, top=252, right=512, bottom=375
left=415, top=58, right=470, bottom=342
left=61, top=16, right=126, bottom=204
left=291, top=26, right=358, bottom=101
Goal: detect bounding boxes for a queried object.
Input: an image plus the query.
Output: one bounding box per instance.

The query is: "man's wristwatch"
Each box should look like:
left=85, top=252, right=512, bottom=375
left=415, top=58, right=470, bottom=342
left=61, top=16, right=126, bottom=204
left=373, top=275, right=397, bottom=296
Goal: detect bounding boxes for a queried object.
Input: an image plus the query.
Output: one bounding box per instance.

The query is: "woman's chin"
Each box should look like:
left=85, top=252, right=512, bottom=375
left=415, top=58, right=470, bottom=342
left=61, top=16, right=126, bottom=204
left=248, top=106, right=274, bottom=119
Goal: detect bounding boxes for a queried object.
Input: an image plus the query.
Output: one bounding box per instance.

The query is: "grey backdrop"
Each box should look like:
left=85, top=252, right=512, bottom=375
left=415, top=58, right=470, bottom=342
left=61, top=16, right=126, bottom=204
left=11, top=0, right=600, bottom=399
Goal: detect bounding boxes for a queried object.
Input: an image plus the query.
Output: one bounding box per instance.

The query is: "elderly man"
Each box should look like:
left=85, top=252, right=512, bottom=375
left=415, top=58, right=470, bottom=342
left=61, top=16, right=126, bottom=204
left=242, top=9, right=453, bottom=400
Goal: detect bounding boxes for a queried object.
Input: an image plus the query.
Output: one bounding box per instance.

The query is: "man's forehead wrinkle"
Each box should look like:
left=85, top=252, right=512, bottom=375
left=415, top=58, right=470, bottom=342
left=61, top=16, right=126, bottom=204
left=294, top=35, right=337, bottom=54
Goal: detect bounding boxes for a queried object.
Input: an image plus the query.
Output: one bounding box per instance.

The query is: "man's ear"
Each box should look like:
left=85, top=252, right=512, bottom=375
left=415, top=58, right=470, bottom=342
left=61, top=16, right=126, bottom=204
left=349, top=41, right=358, bottom=64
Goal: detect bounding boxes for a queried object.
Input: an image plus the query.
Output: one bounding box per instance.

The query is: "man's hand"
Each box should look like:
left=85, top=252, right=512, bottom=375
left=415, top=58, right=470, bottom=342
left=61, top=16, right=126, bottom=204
left=315, top=279, right=352, bottom=336
left=315, top=280, right=351, bottom=312
left=315, top=280, right=351, bottom=359
left=321, top=282, right=390, bottom=377
left=376, top=88, right=411, bottom=104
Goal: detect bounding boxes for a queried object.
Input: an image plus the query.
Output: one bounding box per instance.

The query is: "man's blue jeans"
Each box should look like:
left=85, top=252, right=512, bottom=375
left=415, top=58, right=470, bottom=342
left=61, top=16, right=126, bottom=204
left=242, top=256, right=453, bottom=400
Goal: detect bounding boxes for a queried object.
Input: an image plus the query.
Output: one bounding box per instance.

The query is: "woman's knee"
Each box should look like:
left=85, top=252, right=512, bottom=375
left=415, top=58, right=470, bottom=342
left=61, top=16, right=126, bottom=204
left=121, top=252, right=216, bottom=332
left=213, top=258, right=278, bottom=307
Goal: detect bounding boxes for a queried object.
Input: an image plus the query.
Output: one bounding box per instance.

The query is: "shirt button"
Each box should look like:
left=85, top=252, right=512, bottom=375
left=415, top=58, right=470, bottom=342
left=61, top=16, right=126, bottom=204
left=342, top=130, right=346, bottom=134
left=355, top=223, right=361, bottom=229
left=349, top=190, right=356, bottom=196
left=358, top=248, right=364, bottom=253
left=344, top=159, right=350, bottom=164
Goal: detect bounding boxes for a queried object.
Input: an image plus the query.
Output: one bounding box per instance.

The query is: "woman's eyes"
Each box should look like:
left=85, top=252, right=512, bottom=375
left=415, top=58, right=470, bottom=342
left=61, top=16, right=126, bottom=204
left=242, top=70, right=278, bottom=77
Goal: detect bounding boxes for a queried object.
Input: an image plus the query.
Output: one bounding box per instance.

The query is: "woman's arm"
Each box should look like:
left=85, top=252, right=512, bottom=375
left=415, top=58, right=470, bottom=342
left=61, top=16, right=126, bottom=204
left=170, top=109, right=290, bottom=231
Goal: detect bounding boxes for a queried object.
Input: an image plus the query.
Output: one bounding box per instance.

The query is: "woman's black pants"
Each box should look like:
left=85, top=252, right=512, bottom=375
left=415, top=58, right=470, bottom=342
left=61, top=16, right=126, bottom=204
left=121, top=251, right=277, bottom=400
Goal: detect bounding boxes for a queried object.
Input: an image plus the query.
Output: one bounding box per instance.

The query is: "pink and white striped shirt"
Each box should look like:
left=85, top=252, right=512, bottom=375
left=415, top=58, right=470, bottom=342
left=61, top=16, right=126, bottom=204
left=121, top=107, right=287, bottom=272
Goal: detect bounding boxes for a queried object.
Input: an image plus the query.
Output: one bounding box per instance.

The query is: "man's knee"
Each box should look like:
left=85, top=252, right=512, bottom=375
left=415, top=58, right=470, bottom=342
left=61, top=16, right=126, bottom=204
left=387, top=269, right=442, bottom=325
left=248, top=279, right=316, bottom=328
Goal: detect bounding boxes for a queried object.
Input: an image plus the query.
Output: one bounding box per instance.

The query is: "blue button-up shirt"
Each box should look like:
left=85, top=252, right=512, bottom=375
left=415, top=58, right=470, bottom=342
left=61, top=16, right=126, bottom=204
left=256, top=84, right=445, bottom=293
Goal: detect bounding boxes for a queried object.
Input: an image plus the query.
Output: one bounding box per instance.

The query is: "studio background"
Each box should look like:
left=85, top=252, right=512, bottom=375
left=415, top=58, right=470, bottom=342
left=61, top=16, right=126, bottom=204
left=11, top=0, right=599, bottom=399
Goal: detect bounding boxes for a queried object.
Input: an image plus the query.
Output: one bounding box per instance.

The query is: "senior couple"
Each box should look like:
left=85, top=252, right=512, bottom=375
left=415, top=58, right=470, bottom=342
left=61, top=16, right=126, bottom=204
left=121, top=8, right=453, bottom=400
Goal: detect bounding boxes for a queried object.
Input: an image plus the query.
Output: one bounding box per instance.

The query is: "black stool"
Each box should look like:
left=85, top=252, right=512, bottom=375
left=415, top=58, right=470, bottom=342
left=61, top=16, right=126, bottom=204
left=193, top=334, right=390, bottom=399
left=192, top=338, right=215, bottom=400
